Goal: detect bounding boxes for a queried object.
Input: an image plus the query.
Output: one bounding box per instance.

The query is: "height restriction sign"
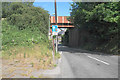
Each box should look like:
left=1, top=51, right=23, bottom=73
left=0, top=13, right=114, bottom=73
left=52, top=25, right=58, bottom=35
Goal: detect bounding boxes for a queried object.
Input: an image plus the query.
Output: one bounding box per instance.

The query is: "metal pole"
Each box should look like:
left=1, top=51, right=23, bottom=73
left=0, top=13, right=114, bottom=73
left=55, top=0, right=58, bottom=53
left=56, top=35, right=58, bottom=52
left=48, top=15, right=50, bottom=40
left=52, top=35, right=55, bottom=63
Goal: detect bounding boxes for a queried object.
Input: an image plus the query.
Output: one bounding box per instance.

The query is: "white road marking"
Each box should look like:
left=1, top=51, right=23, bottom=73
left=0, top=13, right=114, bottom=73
left=60, top=51, right=62, bottom=54
left=87, top=55, right=110, bottom=65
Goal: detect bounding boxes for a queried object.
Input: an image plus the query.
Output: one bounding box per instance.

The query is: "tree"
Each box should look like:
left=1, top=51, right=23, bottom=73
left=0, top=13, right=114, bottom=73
left=2, top=2, right=49, bottom=50
left=2, top=2, right=34, bottom=18
left=67, top=2, right=120, bottom=54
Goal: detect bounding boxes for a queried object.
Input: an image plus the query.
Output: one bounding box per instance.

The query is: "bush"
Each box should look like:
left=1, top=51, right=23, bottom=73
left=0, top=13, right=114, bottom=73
left=2, top=20, right=48, bottom=50
left=2, top=2, right=49, bottom=50
left=66, top=2, right=120, bottom=54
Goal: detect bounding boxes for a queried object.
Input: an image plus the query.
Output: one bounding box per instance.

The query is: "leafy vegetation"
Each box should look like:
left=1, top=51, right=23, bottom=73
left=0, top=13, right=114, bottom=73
left=2, top=20, right=49, bottom=50
left=2, top=2, right=60, bottom=72
left=2, top=2, right=49, bottom=50
left=64, top=2, right=120, bottom=54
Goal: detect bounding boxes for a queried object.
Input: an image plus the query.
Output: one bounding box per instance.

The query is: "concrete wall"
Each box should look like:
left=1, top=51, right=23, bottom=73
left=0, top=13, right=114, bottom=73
left=69, top=28, right=79, bottom=48
left=68, top=27, right=90, bottom=48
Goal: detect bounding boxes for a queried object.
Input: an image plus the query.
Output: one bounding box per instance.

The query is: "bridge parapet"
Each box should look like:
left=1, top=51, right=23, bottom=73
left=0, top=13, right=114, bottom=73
left=50, top=16, right=74, bottom=28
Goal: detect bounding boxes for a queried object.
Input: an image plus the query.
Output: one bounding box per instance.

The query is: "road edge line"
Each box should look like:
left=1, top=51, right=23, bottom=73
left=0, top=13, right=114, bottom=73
left=87, top=55, right=110, bottom=65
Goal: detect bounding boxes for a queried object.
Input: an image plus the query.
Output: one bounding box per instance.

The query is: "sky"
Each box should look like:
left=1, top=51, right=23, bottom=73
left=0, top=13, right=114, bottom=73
left=33, top=1, right=73, bottom=16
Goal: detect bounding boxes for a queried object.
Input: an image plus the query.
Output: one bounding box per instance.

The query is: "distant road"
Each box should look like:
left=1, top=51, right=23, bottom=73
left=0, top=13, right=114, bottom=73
left=58, top=45, right=118, bottom=78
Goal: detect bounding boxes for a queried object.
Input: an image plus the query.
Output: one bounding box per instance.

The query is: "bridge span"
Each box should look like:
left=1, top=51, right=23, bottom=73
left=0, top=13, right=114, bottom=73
left=50, top=16, right=74, bottom=28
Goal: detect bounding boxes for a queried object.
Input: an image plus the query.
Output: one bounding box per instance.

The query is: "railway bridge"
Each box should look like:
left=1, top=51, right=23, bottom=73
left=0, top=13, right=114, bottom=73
left=50, top=16, right=74, bottom=28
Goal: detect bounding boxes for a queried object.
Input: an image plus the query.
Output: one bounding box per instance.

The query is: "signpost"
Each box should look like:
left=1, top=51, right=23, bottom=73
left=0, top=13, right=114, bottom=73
left=52, top=25, right=58, bottom=53
left=52, top=25, right=58, bottom=35
left=52, top=25, right=58, bottom=64
left=51, top=0, right=58, bottom=64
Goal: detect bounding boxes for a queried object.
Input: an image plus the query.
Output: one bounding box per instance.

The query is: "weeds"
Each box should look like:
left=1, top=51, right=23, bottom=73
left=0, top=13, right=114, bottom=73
left=31, top=62, right=34, bottom=67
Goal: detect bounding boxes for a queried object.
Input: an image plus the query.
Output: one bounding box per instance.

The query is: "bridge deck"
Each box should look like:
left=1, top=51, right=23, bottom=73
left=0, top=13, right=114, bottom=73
left=50, top=16, right=74, bottom=28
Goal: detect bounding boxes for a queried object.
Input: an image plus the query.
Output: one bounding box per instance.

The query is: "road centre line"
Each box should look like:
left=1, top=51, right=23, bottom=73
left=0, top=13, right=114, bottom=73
left=87, top=55, right=110, bottom=65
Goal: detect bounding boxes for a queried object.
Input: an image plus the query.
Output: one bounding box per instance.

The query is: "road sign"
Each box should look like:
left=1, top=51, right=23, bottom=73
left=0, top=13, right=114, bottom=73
left=52, top=25, right=58, bottom=35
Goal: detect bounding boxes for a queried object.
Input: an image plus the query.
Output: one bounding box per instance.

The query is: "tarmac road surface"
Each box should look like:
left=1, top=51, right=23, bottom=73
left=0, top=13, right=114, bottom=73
left=58, top=45, right=118, bottom=78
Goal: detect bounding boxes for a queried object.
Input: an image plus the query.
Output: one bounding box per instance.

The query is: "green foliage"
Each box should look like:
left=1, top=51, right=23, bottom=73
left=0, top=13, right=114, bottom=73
left=2, top=20, right=48, bottom=50
left=2, top=2, right=49, bottom=50
left=2, top=2, right=34, bottom=18
left=3, top=2, right=49, bottom=36
left=67, top=2, right=120, bottom=54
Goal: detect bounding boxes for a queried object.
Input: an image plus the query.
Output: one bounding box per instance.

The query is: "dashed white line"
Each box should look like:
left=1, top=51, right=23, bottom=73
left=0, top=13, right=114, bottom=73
left=87, top=55, right=110, bottom=65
